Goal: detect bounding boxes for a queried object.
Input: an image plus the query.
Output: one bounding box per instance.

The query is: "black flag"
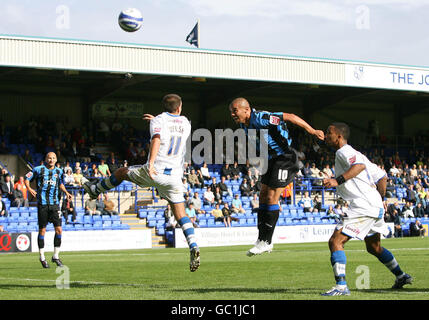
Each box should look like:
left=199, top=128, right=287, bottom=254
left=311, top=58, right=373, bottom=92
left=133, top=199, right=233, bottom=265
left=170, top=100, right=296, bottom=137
left=186, top=21, right=199, bottom=48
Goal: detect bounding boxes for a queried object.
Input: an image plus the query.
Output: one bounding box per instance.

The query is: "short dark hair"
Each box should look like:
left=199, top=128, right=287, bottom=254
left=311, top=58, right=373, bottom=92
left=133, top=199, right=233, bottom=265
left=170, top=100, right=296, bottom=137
left=162, top=94, right=182, bottom=113
left=331, top=122, right=350, bottom=140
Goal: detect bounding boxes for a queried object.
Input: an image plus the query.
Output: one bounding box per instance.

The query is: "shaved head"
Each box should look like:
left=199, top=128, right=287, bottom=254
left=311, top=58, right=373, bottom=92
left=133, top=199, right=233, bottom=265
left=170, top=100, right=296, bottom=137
left=229, top=97, right=250, bottom=109
left=229, top=97, right=252, bottom=125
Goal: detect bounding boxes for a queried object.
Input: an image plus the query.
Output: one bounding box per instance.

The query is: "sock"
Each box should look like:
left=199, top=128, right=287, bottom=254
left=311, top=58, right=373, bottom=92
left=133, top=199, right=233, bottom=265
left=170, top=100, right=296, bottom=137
left=377, top=248, right=405, bottom=278
left=258, top=204, right=280, bottom=244
left=331, top=250, right=347, bottom=286
left=53, top=234, right=62, bottom=259
left=178, top=216, right=198, bottom=250
left=95, top=175, right=121, bottom=194
left=38, top=234, right=45, bottom=261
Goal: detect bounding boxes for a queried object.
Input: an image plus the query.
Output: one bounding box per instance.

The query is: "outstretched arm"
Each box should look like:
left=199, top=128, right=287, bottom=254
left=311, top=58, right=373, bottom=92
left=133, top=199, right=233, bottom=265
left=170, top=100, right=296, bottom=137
left=283, top=113, right=324, bottom=140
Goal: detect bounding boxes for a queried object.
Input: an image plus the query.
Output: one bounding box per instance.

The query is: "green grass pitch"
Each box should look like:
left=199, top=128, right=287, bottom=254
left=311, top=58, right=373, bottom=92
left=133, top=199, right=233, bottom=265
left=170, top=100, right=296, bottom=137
left=0, top=237, right=427, bottom=300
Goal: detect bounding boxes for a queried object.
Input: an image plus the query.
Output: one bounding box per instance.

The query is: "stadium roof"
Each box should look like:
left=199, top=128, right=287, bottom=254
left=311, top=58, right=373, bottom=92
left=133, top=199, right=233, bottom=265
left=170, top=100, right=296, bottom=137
left=0, top=35, right=428, bottom=135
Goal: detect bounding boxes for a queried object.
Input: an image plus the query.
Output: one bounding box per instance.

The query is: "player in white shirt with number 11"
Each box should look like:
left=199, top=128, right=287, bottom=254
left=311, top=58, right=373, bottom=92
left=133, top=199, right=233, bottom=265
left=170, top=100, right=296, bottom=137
left=321, top=122, right=412, bottom=296
left=82, top=94, right=200, bottom=272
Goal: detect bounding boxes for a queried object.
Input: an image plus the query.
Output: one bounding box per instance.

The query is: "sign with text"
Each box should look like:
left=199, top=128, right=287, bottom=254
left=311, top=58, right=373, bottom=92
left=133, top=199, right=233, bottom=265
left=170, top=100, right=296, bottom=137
left=346, top=64, right=429, bottom=92
left=0, top=232, right=32, bottom=253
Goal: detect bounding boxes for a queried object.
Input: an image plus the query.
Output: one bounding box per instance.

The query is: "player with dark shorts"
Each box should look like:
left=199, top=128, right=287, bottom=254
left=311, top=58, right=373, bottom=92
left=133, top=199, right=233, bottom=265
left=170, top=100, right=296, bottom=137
left=229, top=98, right=325, bottom=256
left=25, top=152, right=73, bottom=268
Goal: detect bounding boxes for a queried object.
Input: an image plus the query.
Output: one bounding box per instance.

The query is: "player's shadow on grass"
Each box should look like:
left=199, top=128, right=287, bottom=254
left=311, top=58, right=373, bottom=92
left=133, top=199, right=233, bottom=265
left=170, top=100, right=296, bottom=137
left=174, top=287, right=322, bottom=295
left=359, top=288, right=429, bottom=294
left=0, top=282, right=133, bottom=290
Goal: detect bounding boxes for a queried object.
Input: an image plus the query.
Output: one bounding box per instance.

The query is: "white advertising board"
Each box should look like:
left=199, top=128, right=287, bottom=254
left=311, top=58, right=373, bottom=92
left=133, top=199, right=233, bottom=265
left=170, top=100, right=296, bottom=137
left=31, top=230, right=152, bottom=252
left=346, top=64, right=429, bottom=92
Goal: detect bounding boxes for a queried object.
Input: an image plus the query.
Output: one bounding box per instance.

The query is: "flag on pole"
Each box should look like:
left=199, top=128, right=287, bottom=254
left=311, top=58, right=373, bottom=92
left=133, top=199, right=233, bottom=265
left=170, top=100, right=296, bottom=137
left=186, top=20, right=199, bottom=48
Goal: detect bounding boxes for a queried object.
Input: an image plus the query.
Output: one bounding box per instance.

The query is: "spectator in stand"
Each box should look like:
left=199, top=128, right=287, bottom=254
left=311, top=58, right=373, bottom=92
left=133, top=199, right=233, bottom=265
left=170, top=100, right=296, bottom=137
left=218, top=176, right=232, bottom=197
left=230, top=162, right=241, bottom=180
left=333, top=204, right=344, bottom=218
left=406, top=184, right=417, bottom=204
left=190, top=192, right=205, bottom=214
left=239, top=178, right=252, bottom=197
left=213, top=186, right=223, bottom=204
left=222, top=202, right=239, bottom=226
left=326, top=205, right=339, bottom=220
left=82, top=164, right=90, bottom=177
left=64, top=169, right=76, bottom=187
left=96, top=194, right=105, bottom=214
left=297, top=191, right=313, bottom=213
left=200, top=162, right=211, bottom=181
left=61, top=196, right=76, bottom=224
left=410, top=220, right=426, bottom=237
left=98, top=159, right=111, bottom=177
left=1, top=174, right=18, bottom=207
left=310, top=163, right=320, bottom=179
left=393, top=210, right=403, bottom=238
left=221, top=163, right=232, bottom=180
left=211, top=203, right=227, bottom=227
left=63, top=161, right=72, bottom=175
left=103, top=193, right=118, bottom=216
left=85, top=197, right=101, bottom=216
left=302, top=162, right=313, bottom=178
left=209, top=177, right=218, bottom=193
left=14, top=176, right=29, bottom=208
left=251, top=193, right=259, bottom=213
left=401, top=201, right=414, bottom=218
left=92, top=167, right=102, bottom=178
left=74, top=161, right=82, bottom=173
left=196, top=169, right=205, bottom=187
left=203, top=186, right=215, bottom=206
left=185, top=203, right=198, bottom=228
left=182, top=178, right=190, bottom=194
left=73, top=168, right=84, bottom=187
left=313, top=195, right=322, bottom=212
left=322, top=164, right=334, bottom=179
left=410, top=164, right=418, bottom=180
left=0, top=194, right=8, bottom=217
left=413, top=202, right=425, bottom=218
left=107, top=158, right=119, bottom=175
left=187, top=169, right=201, bottom=189
left=0, top=225, right=4, bottom=232
left=389, top=164, right=400, bottom=177
left=231, top=194, right=246, bottom=214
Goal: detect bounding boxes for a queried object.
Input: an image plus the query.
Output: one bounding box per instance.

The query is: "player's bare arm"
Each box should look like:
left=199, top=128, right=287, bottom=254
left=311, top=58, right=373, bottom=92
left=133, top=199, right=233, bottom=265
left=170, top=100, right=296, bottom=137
left=323, top=163, right=366, bottom=188
left=24, top=179, right=37, bottom=198
left=143, top=114, right=155, bottom=121
left=60, top=184, right=73, bottom=201
left=282, top=113, right=324, bottom=140
left=147, top=135, right=161, bottom=179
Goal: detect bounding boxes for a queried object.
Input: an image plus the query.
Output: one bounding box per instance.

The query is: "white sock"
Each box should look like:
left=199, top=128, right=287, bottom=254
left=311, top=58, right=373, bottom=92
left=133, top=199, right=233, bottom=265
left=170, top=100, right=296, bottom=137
left=39, top=249, right=45, bottom=261
left=53, top=247, right=61, bottom=260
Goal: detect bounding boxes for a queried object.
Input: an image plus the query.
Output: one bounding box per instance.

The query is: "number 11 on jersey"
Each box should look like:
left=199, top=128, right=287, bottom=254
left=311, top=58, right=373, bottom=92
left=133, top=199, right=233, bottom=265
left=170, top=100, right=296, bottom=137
left=167, top=136, right=182, bottom=156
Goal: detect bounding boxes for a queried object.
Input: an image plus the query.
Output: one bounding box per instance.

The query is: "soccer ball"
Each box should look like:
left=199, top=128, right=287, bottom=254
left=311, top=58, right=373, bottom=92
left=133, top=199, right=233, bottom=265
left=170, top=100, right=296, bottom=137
left=118, top=8, right=143, bottom=32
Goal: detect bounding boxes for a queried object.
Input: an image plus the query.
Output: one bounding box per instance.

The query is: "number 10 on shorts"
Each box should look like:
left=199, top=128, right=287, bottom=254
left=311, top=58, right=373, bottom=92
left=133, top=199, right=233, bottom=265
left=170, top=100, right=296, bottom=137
left=278, top=169, right=288, bottom=181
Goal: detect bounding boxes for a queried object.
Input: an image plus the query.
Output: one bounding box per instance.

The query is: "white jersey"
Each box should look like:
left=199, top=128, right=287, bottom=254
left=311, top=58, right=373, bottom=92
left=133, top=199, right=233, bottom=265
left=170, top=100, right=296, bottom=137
left=149, top=112, right=191, bottom=176
left=335, top=144, right=384, bottom=217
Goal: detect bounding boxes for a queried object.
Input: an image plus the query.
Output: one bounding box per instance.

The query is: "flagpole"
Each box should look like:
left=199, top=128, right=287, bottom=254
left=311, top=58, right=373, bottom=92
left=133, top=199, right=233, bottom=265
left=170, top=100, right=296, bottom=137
left=197, top=18, right=200, bottom=48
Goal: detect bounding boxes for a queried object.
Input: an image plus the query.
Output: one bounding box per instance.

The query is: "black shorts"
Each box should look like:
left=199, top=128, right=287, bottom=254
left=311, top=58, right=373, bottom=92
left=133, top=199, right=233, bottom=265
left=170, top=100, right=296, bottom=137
left=38, top=204, right=62, bottom=229
left=260, top=151, right=300, bottom=189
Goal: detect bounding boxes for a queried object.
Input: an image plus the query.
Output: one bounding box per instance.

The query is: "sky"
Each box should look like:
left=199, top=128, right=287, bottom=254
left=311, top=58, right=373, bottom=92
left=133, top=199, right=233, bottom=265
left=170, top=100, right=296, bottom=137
left=0, top=0, right=428, bottom=67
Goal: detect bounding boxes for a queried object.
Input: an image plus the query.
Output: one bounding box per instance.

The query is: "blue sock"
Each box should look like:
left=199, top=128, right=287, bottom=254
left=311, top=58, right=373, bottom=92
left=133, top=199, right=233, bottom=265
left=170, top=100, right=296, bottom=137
left=377, top=248, right=404, bottom=278
left=331, top=250, right=347, bottom=285
left=178, top=216, right=198, bottom=249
